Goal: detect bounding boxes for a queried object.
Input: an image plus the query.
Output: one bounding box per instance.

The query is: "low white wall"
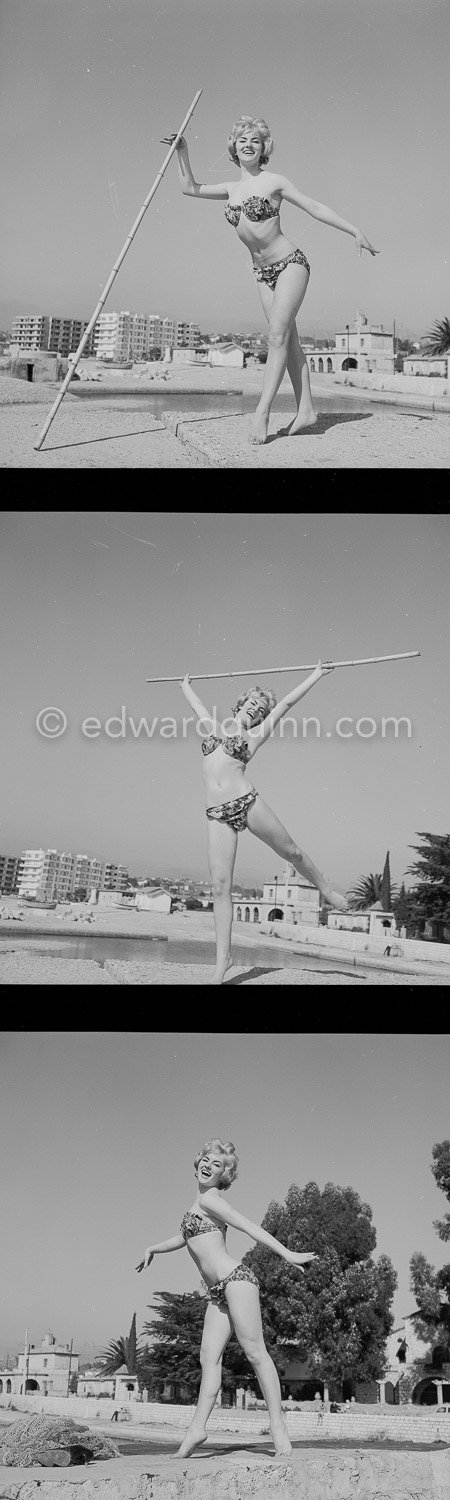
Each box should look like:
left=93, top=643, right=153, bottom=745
left=2, top=1393, right=450, bottom=1444
left=258, top=921, right=450, bottom=966
left=334, top=371, right=449, bottom=399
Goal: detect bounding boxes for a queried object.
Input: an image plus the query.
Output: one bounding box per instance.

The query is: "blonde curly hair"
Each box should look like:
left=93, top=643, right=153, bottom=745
left=194, top=1138, right=239, bottom=1191
left=231, top=685, right=277, bottom=720
left=227, top=115, right=274, bottom=168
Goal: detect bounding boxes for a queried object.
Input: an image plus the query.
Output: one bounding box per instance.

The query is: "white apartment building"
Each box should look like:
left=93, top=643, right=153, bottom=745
left=17, top=849, right=129, bottom=900
left=148, top=315, right=163, bottom=350
left=11, top=316, right=50, bottom=351
left=18, top=848, right=60, bottom=900
left=161, top=317, right=175, bottom=350
left=93, top=311, right=119, bottom=360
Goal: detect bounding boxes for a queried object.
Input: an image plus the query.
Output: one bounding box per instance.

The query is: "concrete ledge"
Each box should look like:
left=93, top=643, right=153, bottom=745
left=1, top=1447, right=450, bottom=1500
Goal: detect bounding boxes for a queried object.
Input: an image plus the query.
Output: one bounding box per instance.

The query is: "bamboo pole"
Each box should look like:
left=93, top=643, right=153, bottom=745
left=34, top=89, right=203, bottom=451
left=146, top=651, right=421, bottom=683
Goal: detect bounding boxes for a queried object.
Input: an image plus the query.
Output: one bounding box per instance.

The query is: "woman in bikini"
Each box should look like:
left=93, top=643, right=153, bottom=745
left=162, top=114, right=378, bottom=444
left=180, top=663, right=348, bottom=984
left=136, top=1137, right=317, bottom=1458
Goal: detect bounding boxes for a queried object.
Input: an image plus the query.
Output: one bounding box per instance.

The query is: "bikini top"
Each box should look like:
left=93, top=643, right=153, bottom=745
left=201, top=733, right=251, bottom=764
left=180, top=1210, right=226, bottom=1242
left=224, top=195, right=280, bottom=228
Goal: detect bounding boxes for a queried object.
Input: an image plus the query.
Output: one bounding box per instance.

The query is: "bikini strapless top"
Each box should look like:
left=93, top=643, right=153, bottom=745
left=224, top=195, right=280, bottom=228
left=180, top=1210, right=226, bottom=1241
left=201, top=733, right=250, bottom=764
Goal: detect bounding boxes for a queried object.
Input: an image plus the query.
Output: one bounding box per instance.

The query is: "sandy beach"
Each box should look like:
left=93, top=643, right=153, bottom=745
left=1, top=367, right=449, bottom=467
left=0, top=901, right=448, bottom=985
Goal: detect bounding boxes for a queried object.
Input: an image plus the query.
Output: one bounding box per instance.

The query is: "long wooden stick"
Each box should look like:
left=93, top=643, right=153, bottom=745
left=146, top=651, right=421, bottom=682
left=34, top=89, right=203, bottom=451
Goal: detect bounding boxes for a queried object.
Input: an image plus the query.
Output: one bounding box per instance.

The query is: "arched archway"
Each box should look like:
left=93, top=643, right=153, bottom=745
left=253, top=907, right=259, bottom=921
left=244, top=906, right=250, bottom=922
left=310, top=358, right=315, bottom=372
left=6, top=1379, right=11, bottom=1394
left=236, top=906, right=242, bottom=921
left=0, top=1380, right=3, bottom=1394
left=318, top=358, right=323, bottom=373
left=25, top=1379, right=39, bottom=1391
left=342, top=357, right=358, bottom=371
left=268, top=907, right=284, bottom=921
left=327, top=357, right=333, bottom=373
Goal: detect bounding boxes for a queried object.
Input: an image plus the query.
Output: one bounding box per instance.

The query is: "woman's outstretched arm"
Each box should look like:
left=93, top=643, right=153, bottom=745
left=202, top=1188, right=317, bottom=1271
left=247, top=661, right=334, bottom=755
left=162, top=136, right=230, bottom=199
left=179, top=673, right=215, bottom=732
left=136, top=1233, right=186, bottom=1272
left=276, top=175, right=378, bottom=256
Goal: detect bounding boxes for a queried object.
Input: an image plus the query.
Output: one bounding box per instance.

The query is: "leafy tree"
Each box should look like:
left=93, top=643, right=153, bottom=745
left=141, top=1291, right=250, bottom=1400
left=392, top=882, right=417, bottom=934
left=406, top=832, right=450, bottom=938
left=421, top=317, right=450, bottom=356
left=347, top=872, right=397, bottom=910
left=410, top=1141, right=450, bottom=1356
left=239, top=1181, right=396, bottom=1393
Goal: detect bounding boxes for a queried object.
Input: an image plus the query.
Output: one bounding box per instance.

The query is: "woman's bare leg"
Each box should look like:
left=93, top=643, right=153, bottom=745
left=286, top=324, right=317, bottom=432
left=177, top=1302, right=232, bottom=1457
left=246, top=795, right=348, bottom=909
left=226, top=1281, right=291, bottom=1456
left=255, top=280, right=315, bottom=427
left=251, top=261, right=310, bottom=444
left=207, top=820, right=238, bottom=983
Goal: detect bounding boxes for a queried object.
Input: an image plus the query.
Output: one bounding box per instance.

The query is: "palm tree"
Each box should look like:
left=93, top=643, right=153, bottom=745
left=421, top=317, right=450, bottom=356
left=96, top=1312, right=142, bottom=1379
left=346, top=871, right=397, bottom=910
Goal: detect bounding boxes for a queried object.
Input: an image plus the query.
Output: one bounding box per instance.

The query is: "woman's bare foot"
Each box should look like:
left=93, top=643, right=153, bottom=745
left=176, top=1426, right=208, bottom=1458
left=250, top=406, right=270, bottom=444
left=271, top=1424, right=292, bottom=1457
left=321, top=883, right=349, bottom=911
left=288, top=407, right=318, bottom=434
left=211, top=957, right=233, bottom=984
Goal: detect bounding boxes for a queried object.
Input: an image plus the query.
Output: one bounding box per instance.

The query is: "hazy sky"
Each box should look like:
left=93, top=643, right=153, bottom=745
left=1, top=1032, right=449, bottom=1364
left=1, top=510, right=448, bottom=893
left=1, top=0, right=449, bottom=336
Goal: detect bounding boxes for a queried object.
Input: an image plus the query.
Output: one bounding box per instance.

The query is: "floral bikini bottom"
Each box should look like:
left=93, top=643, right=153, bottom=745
left=253, top=247, right=310, bottom=292
left=206, top=788, right=257, bottom=833
left=203, top=1263, right=260, bottom=1306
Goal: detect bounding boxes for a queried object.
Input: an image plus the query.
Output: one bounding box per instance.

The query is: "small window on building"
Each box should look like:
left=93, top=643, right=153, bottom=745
left=244, top=906, right=250, bottom=922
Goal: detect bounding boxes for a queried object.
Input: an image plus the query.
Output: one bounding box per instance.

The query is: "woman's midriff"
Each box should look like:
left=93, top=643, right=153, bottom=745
left=186, top=1238, right=240, bottom=1284
left=203, top=749, right=255, bottom=808
left=235, top=217, right=297, bottom=268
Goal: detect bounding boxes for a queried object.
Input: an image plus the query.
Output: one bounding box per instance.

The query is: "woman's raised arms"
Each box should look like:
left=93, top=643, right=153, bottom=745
left=179, top=674, right=216, bottom=733
left=162, top=136, right=230, bottom=199
left=274, top=174, right=379, bottom=256
left=202, top=1188, right=318, bottom=1271
left=246, top=662, right=334, bottom=758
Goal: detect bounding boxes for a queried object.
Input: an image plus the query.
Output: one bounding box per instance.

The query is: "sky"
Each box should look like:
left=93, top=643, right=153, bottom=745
left=1, top=509, right=449, bottom=893
left=1, top=1031, right=449, bottom=1365
left=1, top=0, right=449, bottom=338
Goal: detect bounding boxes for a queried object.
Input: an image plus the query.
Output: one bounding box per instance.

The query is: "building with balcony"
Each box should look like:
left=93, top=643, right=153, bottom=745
left=11, top=316, right=50, bottom=351
left=46, top=318, right=94, bottom=357
left=0, top=855, right=21, bottom=893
